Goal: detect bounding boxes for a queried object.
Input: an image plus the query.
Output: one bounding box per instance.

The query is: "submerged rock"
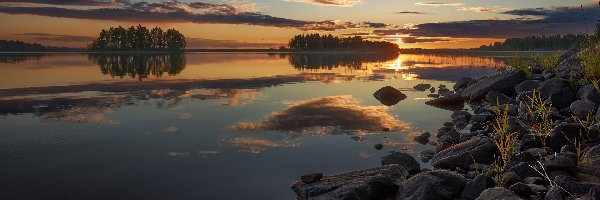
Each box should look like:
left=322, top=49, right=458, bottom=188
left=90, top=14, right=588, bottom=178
left=431, top=137, right=497, bottom=169
left=291, top=165, right=408, bottom=200
left=381, top=152, right=420, bottom=174
left=396, top=170, right=467, bottom=200
left=373, top=86, right=407, bottom=106
left=414, top=84, right=432, bottom=91
left=461, top=70, right=526, bottom=102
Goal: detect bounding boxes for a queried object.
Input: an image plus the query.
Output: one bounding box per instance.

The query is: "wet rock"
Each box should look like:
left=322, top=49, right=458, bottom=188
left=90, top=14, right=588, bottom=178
left=291, top=165, right=408, bottom=200
left=569, top=100, right=597, bottom=119
left=373, top=86, right=407, bottom=106
left=431, top=137, right=496, bottom=169
left=549, top=87, right=576, bottom=109
left=374, top=144, right=383, bottom=150
left=427, top=94, right=440, bottom=98
left=515, top=80, right=541, bottom=94
left=455, top=77, right=476, bottom=90
left=486, top=91, right=514, bottom=105
left=475, top=187, right=525, bottom=200
left=577, top=84, right=600, bottom=104
left=350, top=136, right=362, bottom=141
left=547, top=123, right=587, bottom=152
left=413, top=132, right=431, bottom=145
left=509, top=182, right=532, bottom=196
left=396, top=170, right=467, bottom=200
left=462, top=70, right=526, bottom=102
left=419, top=150, right=435, bottom=162
left=430, top=87, right=436, bottom=93
left=460, top=175, right=496, bottom=200
left=381, top=152, right=420, bottom=174
left=414, top=83, right=432, bottom=91
left=538, top=78, right=569, bottom=99
left=502, top=172, right=522, bottom=187
left=301, top=173, right=324, bottom=184
left=425, top=93, right=465, bottom=111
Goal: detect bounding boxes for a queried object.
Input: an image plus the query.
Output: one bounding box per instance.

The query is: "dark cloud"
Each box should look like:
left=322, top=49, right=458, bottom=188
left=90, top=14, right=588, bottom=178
left=284, top=0, right=361, bottom=7
left=375, top=5, right=600, bottom=38
left=16, top=33, right=95, bottom=42
left=395, top=11, right=428, bottom=14
left=187, top=38, right=282, bottom=49
left=362, top=22, right=387, bottom=28
left=401, top=36, right=451, bottom=43
left=0, top=0, right=125, bottom=6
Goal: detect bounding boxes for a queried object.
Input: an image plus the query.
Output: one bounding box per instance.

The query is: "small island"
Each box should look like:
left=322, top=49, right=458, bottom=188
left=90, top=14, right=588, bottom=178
left=285, top=34, right=399, bottom=52
left=87, top=25, right=186, bottom=51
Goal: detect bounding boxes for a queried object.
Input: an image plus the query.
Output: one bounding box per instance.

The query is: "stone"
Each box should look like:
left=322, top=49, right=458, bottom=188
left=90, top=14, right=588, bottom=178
left=414, top=83, right=432, bottom=91
left=523, top=177, right=545, bottom=185
left=577, top=84, right=600, bottom=104
left=301, top=173, right=324, bottom=184
left=509, top=182, right=532, bottom=196
left=525, top=148, right=549, bottom=157
left=526, top=184, right=547, bottom=195
left=515, top=80, right=541, bottom=94
left=547, top=123, right=587, bottom=152
left=413, top=132, right=430, bottom=145
left=373, top=86, right=407, bottom=106
left=419, top=150, right=435, bottom=162
left=425, top=93, right=465, bottom=111
left=396, top=170, right=467, bottom=200
left=544, top=186, right=566, bottom=200
left=549, top=87, right=577, bottom=109
left=291, top=165, right=408, bottom=200
left=427, top=94, right=440, bottom=98
left=381, top=152, right=420, bottom=174
left=475, top=187, right=525, bottom=200
left=486, top=91, right=514, bottom=105
left=545, top=155, right=576, bottom=173
left=460, top=175, right=496, bottom=200
left=462, top=70, right=526, bottom=102
left=569, top=100, right=597, bottom=119
left=502, top=172, right=522, bottom=187
left=509, top=162, right=542, bottom=179
left=538, top=78, right=569, bottom=99
left=374, top=144, right=383, bottom=150
left=554, top=175, right=600, bottom=197
left=455, top=77, right=476, bottom=90
left=471, top=113, right=494, bottom=123
left=430, top=87, right=436, bottom=93
left=431, top=137, right=497, bottom=169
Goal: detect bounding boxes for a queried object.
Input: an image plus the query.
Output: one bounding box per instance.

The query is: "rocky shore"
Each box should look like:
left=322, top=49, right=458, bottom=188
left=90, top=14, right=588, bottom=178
left=290, top=47, right=600, bottom=200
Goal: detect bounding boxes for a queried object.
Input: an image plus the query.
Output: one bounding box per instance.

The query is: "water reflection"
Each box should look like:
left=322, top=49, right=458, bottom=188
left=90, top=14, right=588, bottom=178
left=0, top=53, right=46, bottom=64
left=88, top=53, right=186, bottom=80
left=280, top=52, right=399, bottom=70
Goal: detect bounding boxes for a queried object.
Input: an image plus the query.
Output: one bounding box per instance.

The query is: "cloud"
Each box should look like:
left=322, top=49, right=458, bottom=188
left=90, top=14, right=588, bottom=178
left=415, top=2, right=464, bottom=7
left=0, top=0, right=126, bottom=6
left=375, top=4, right=600, bottom=38
left=0, top=1, right=358, bottom=30
left=231, top=95, right=410, bottom=134
left=283, top=0, right=361, bottom=7
left=16, top=33, right=95, bottom=42
left=362, top=22, right=387, bottom=28
left=395, top=11, right=428, bottom=14
left=459, top=7, right=496, bottom=13
left=186, top=38, right=282, bottom=49
left=401, top=36, right=451, bottom=43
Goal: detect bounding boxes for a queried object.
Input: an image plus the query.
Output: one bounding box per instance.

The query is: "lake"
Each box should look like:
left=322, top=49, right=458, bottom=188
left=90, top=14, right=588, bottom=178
left=0, top=52, right=506, bottom=199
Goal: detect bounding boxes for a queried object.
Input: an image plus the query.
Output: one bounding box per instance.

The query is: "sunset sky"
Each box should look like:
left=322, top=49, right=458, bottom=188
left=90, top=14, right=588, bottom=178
left=0, top=0, right=598, bottom=49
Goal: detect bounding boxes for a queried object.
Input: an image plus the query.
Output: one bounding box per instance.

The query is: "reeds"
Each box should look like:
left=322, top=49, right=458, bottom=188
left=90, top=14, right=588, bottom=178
left=492, top=103, right=518, bottom=185
left=525, top=90, right=554, bottom=141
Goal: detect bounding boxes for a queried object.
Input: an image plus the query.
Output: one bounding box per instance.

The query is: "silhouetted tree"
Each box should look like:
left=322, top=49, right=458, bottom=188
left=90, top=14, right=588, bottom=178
left=88, top=25, right=186, bottom=51
left=287, top=34, right=399, bottom=52
left=477, top=34, right=590, bottom=51
left=89, top=53, right=186, bottom=80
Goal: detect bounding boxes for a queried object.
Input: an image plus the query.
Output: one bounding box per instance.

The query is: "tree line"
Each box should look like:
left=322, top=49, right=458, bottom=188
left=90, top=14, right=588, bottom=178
left=477, top=34, right=591, bottom=51
left=0, top=40, right=78, bottom=52
left=286, top=34, right=399, bottom=52
left=88, top=25, right=186, bottom=51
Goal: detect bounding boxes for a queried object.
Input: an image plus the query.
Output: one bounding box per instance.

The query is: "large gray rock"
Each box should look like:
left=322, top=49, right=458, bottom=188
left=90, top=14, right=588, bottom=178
left=396, top=170, right=467, bottom=200
left=373, top=86, right=407, bottom=106
left=577, top=84, right=600, bottom=104
left=538, top=78, right=569, bottom=99
left=455, top=77, right=477, bottom=90
left=431, top=137, right=497, bottom=169
left=547, top=123, right=587, bottom=152
left=475, top=187, right=525, bottom=200
left=460, top=175, right=496, bottom=200
left=461, top=70, right=526, bottom=102
left=291, top=165, right=408, bottom=200
left=549, top=87, right=576, bottom=109
left=381, top=152, right=421, bottom=174
left=569, top=100, right=597, bottom=119
left=515, top=80, right=541, bottom=94
left=485, top=91, right=513, bottom=105
left=544, top=155, right=576, bottom=173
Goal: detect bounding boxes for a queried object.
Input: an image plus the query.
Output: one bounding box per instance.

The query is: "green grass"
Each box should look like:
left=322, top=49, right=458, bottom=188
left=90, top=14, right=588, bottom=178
left=580, top=46, right=600, bottom=85
left=540, top=53, right=561, bottom=70
left=525, top=90, right=554, bottom=142
left=492, top=103, right=518, bottom=186
left=509, top=54, right=533, bottom=78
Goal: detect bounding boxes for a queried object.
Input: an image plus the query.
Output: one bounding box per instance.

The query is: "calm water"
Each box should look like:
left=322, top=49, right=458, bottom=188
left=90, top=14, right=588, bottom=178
left=0, top=52, right=504, bottom=199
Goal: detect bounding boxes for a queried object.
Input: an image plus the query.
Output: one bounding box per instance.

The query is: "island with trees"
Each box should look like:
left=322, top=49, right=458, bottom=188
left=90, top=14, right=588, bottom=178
left=286, top=34, right=399, bottom=52
left=88, top=25, right=186, bottom=51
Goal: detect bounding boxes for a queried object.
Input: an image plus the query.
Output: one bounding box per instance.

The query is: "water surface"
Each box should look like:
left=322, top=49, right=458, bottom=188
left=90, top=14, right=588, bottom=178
left=0, top=52, right=503, bottom=199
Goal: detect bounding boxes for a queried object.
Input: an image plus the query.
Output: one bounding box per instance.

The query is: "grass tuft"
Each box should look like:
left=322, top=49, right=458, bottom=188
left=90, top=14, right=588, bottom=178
left=492, top=103, right=518, bottom=186
left=524, top=90, right=554, bottom=141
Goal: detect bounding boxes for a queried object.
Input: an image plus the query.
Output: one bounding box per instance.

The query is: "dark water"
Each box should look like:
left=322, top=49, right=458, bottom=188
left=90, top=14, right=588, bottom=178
left=0, top=52, right=504, bottom=199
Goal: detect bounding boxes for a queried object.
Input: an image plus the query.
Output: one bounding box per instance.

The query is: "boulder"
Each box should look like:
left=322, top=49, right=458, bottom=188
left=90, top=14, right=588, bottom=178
left=291, top=165, right=408, bottom=200
left=515, top=80, right=541, bottom=94
left=538, top=78, right=569, bottom=99
left=460, top=175, right=496, bottom=200
left=301, top=173, right=324, bottom=184
left=373, top=86, right=407, bottom=106
left=413, top=132, right=430, bottom=145
left=431, top=137, right=497, bottom=169
left=475, top=187, right=525, bottom=200
left=508, top=162, right=542, bottom=179
left=509, top=182, right=532, bottom=196
left=569, top=100, right=597, bottom=119
left=462, top=70, right=526, bottom=102
left=485, top=91, right=514, bottom=105
left=454, top=77, right=476, bottom=90
left=424, top=93, right=465, bottom=111
left=547, top=123, right=587, bottom=152
left=502, top=172, right=522, bottom=187
left=414, top=84, right=432, bottom=91
left=544, top=186, right=567, bottom=200
left=545, top=155, right=576, bottom=173
left=577, top=84, right=600, bottom=104
left=549, top=87, right=576, bottom=109
left=381, top=152, right=421, bottom=174
left=554, top=175, right=600, bottom=197
left=396, top=170, right=467, bottom=200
